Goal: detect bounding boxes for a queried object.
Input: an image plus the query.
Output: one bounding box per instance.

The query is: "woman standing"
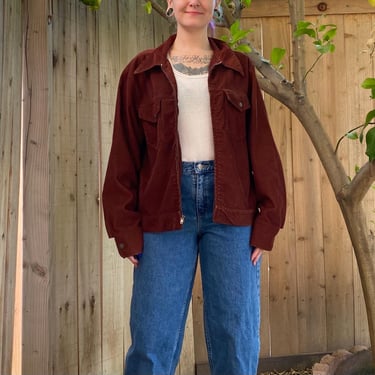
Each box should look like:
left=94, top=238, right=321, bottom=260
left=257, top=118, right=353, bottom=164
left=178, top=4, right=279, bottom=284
left=102, top=1, right=286, bottom=374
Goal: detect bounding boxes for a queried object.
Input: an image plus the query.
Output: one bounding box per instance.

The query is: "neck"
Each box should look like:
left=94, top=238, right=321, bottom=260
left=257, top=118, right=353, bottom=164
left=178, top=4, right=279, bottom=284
left=172, top=29, right=211, bottom=54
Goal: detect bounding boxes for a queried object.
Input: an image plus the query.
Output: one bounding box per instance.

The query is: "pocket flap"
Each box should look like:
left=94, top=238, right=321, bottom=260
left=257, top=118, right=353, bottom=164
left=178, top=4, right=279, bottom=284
left=224, top=90, right=250, bottom=112
left=138, top=100, right=161, bottom=123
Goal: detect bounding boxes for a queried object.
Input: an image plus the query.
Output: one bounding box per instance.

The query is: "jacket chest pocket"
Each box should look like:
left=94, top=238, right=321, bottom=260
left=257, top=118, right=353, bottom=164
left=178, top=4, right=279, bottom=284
left=138, top=99, right=176, bottom=148
left=223, top=90, right=250, bottom=141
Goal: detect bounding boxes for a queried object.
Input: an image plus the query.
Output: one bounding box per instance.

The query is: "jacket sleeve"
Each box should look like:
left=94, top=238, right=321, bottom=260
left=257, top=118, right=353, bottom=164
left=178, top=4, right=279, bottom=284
left=102, top=65, right=145, bottom=258
left=247, top=61, right=286, bottom=251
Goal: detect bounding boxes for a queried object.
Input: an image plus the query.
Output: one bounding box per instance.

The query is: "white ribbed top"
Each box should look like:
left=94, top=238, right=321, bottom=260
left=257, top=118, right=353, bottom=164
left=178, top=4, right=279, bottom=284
left=172, top=67, right=214, bottom=162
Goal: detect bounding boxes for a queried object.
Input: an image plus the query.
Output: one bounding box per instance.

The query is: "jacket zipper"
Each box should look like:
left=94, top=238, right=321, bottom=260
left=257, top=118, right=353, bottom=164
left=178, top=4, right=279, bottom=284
left=161, top=62, right=185, bottom=226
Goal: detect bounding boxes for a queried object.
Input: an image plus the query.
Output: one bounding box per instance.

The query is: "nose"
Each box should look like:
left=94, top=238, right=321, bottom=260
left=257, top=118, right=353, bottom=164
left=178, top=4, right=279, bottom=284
left=188, top=0, right=200, bottom=7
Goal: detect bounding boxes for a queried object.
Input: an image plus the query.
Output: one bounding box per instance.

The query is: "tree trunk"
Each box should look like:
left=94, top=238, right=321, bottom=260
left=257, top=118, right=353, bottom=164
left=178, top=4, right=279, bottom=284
left=339, top=200, right=375, bottom=362
left=292, top=100, right=375, bottom=364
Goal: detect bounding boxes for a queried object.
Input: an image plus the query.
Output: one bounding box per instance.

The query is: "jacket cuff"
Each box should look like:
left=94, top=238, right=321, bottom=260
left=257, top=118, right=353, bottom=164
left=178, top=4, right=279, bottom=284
left=113, top=230, right=143, bottom=258
left=250, top=219, right=280, bottom=251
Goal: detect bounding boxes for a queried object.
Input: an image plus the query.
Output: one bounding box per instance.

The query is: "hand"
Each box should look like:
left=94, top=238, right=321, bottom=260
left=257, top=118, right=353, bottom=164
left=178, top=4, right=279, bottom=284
left=251, top=247, right=263, bottom=266
left=127, top=256, right=139, bottom=268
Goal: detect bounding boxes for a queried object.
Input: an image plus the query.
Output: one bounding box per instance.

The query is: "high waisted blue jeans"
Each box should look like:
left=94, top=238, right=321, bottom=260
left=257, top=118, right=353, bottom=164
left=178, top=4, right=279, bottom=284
left=125, top=161, right=261, bottom=375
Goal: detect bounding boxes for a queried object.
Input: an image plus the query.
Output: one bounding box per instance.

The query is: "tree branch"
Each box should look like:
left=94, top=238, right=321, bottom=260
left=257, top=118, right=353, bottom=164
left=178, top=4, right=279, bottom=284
left=341, top=161, right=375, bottom=204
left=288, top=0, right=306, bottom=97
left=150, top=0, right=173, bottom=23
left=221, top=2, right=295, bottom=105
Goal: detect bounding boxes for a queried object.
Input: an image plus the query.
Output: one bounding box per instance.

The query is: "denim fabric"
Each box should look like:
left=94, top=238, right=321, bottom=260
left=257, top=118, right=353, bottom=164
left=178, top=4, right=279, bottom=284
left=125, top=161, right=261, bottom=375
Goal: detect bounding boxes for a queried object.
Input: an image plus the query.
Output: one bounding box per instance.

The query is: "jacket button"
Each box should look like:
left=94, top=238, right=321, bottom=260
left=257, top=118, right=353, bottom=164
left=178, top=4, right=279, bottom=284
left=239, top=101, right=243, bottom=108
left=119, top=243, right=125, bottom=249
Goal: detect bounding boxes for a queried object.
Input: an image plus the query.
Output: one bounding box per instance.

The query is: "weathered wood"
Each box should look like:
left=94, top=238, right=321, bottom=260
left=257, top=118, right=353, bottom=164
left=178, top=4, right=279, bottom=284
left=242, top=0, right=375, bottom=18
left=99, top=2, right=127, bottom=374
left=176, top=301, right=196, bottom=375
left=292, top=118, right=327, bottom=353
left=0, top=1, right=23, bottom=374
left=312, top=15, right=355, bottom=351
left=288, top=12, right=327, bottom=352
left=262, top=17, right=300, bottom=357
left=76, top=3, right=102, bottom=374
left=50, top=0, right=79, bottom=373
left=241, top=17, right=275, bottom=358
left=22, top=0, right=52, bottom=374
left=192, top=261, right=207, bottom=366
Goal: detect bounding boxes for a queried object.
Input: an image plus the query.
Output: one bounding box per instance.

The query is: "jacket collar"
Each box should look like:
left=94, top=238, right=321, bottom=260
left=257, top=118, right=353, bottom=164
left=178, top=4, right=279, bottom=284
left=134, top=34, right=245, bottom=76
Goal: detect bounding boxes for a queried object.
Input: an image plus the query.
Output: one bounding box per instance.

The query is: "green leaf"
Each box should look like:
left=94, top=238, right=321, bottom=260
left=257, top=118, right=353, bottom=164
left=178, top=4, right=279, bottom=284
left=79, top=0, right=102, bottom=10
left=322, top=28, right=337, bottom=42
left=346, top=131, right=359, bottom=140
left=361, top=78, right=375, bottom=90
left=235, top=43, right=252, bottom=53
left=360, top=132, right=365, bottom=143
left=296, top=21, right=314, bottom=29
left=230, top=20, right=240, bottom=35
left=315, top=43, right=331, bottom=54
left=294, top=20, right=316, bottom=38
left=365, top=109, right=375, bottom=125
left=231, top=29, right=253, bottom=43
left=242, top=0, right=252, bottom=7
left=270, top=47, right=286, bottom=66
left=144, top=1, right=152, bottom=14
left=362, top=78, right=375, bottom=98
left=223, top=20, right=254, bottom=51
left=365, top=127, right=375, bottom=161
left=318, top=24, right=327, bottom=32
left=294, top=27, right=316, bottom=38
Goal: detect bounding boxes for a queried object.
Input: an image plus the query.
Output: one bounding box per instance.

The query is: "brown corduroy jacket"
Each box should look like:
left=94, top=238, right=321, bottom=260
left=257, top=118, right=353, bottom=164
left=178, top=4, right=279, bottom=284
left=102, top=34, right=286, bottom=258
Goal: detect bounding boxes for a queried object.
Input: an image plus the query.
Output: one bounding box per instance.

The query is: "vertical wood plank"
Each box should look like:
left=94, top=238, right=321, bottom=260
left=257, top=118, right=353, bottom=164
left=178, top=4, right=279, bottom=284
left=22, top=0, right=52, bottom=373
left=117, top=2, right=139, bottom=361
left=50, top=0, right=79, bottom=373
left=292, top=115, right=327, bottom=353
left=292, top=23, right=328, bottom=349
left=176, top=301, right=196, bottom=375
left=119, top=0, right=138, bottom=64
left=0, top=1, right=22, bottom=374
left=313, top=15, right=355, bottom=351
left=241, top=17, right=275, bottom=358
left=99, top=1, right=127, bottom=374
left=262, top=17, right=300, bottom=357
left=344, top=13, right=374, bottom=347
left=192, top=261, right=207, bottom=366
left=75, top=3, right=102, bottom=374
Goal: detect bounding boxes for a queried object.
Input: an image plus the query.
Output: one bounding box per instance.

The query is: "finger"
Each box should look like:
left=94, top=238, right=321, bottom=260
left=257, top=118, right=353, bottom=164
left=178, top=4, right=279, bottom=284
left=251, top=248, right=263, bottom=265
left=127, top=256, right=139, bottom=267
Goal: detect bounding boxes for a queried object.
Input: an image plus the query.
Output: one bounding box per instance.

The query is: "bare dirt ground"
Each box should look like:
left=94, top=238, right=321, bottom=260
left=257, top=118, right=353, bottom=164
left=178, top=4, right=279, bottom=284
left=260, top=369, right=312, bottom=375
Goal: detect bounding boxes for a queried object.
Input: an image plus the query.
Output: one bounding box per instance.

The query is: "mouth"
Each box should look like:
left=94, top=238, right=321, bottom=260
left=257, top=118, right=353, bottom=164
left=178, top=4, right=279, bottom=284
left=185, top=11, right=204, bottom=15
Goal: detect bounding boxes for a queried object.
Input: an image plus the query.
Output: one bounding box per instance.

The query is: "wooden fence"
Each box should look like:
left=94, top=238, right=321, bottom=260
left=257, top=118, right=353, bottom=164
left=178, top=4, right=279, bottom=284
left=0, top=0, right=374, bottom=374
left=0, top=0, right=23, bottom=374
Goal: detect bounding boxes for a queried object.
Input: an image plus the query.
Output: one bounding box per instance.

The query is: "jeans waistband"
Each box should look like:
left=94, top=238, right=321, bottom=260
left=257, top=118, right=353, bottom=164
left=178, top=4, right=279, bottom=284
left=182, top=161, right=214, bottom=175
